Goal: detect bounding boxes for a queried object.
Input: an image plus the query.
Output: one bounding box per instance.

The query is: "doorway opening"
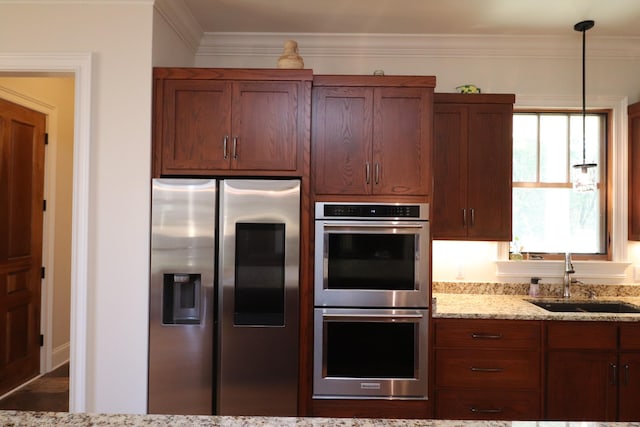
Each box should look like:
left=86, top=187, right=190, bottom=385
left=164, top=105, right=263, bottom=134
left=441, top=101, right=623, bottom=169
left=0, top=52, right=92, bottom=413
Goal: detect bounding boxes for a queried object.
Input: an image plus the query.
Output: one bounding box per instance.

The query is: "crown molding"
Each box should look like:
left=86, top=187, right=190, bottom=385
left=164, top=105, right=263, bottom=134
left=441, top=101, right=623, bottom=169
left=153, top=0, right=202, bottom=54
left=197, top=32, right=640, bottom=60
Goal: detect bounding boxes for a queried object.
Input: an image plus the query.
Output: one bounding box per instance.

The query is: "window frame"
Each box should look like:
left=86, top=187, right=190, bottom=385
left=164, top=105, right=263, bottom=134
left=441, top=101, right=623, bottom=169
left=512, top=108, right=612, bottom=261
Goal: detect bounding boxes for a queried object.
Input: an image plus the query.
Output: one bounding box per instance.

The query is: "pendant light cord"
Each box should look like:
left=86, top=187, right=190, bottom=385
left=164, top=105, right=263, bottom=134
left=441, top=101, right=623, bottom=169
left=574, top=20, right=594, bottom=167
left=581, top=26, right=586, bottom=164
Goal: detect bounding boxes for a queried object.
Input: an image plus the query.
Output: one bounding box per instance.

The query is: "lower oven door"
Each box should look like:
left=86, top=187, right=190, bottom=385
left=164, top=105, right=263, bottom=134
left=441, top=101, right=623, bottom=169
left=313, top=308, right=429, bottom=400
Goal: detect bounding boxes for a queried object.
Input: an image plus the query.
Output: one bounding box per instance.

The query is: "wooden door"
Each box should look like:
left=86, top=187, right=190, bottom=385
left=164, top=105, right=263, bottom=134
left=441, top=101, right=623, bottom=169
left=231, top=81, right=299, bottom=172
left=466, top=103, right=512, bottom=240
left=372, top=87, right=432, bottom=196
left=432, top=104, right=468, bottom=238
left=312, top=86, right=372, bottom=195
left=0, top=98, right=46, bottom=396
left=161, top=79, right=232, bottom=173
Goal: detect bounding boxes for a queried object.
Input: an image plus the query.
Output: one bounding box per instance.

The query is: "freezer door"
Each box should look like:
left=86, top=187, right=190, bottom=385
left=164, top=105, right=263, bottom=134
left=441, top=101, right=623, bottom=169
left=218, top=179, right=300, bottom=416
left=148, top=178, right=216, bottom=415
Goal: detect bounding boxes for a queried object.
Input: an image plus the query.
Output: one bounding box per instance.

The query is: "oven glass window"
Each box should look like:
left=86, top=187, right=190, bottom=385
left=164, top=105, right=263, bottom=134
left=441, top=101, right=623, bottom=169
left=327, top=233, right=415, bottom=290
left=325, top=321, right=416, bottom=378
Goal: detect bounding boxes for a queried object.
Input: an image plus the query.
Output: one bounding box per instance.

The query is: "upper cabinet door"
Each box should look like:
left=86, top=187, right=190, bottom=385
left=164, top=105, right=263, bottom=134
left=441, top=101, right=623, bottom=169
left=432, top=104, right=469, bottom=239
left=373, top=87, right=432, bottom=195
left=466, top=103, right=513, bottom=240
left=231, top=81, right=300, bottom=172
left=312, top=86, right=373, bottom=195
left=162, top=79, right=232, bottom=173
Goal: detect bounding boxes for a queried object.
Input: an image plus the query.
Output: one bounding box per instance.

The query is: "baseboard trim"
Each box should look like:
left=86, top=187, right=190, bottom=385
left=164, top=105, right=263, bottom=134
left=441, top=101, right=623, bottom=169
left=52, top=342, right=70, bottom=370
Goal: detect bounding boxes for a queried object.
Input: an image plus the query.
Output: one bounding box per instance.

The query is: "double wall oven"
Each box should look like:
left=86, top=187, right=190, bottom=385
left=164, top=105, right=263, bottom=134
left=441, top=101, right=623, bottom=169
left=313, top=202, right=430, bottom=400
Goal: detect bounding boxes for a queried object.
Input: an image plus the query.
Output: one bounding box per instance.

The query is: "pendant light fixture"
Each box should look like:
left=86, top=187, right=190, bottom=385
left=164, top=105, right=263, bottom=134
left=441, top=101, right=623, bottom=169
left=572, top=19, right=597, bottom=192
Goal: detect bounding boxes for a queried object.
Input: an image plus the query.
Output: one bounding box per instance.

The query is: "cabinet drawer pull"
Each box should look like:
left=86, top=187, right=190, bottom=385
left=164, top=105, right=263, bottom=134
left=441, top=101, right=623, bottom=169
left=470, top=407, right=503, bottom=414
left=232, top=136, right=238, bottom=159
left=471, top=333, right=502, bottom=339
left=365, top=162, right=371, bottom=184
left=470, top=367, right=503, bottom=373
left=624, top=364, right=630, bottom=386
left=374, top=162, right=380, bottom=184
left=462, top=208, right=466, bottom=226
left=610, top=363, right=618, bottom=386
left=223, top=135, right=229, bottom=159
left=470, top=208, right=475, bottom=226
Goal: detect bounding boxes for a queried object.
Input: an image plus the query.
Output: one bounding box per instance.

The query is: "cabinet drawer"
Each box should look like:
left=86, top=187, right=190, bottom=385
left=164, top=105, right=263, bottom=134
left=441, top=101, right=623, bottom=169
left=546, top=322, right=617, bottom=350
left=620, top=323, right=640, bottom=350
left=435, top=349, right=540, bottom=388
left=436, top=389, right=540, bottom=420
left=435, top=319, right=540, bottom=349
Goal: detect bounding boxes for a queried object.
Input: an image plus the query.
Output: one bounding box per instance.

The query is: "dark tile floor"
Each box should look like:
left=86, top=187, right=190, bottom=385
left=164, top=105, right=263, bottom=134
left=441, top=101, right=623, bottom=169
left=0, top=363, right=69, bottom=412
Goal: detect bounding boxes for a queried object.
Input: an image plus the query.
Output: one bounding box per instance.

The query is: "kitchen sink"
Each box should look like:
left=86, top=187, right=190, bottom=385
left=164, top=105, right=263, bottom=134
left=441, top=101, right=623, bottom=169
left=527, top=299, right=640, bottom=313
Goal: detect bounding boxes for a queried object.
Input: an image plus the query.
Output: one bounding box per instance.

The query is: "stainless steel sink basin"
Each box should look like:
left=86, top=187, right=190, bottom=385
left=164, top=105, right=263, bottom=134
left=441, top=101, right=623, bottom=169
left=527, top=299, right=640, bottom=313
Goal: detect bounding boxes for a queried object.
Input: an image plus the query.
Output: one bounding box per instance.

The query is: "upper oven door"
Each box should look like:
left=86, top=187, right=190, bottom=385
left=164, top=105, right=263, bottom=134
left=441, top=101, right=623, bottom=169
left=314, top=220, right=429, bottom=308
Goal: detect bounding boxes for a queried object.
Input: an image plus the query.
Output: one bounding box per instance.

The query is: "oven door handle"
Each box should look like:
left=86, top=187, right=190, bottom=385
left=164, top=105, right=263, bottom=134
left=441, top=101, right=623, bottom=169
left=322, top=312, right=425, bottom=320
left=321, top=223, right=426, bottom=230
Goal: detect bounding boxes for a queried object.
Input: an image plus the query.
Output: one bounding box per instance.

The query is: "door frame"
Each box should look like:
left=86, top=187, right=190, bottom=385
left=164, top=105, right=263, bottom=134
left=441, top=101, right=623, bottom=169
left=0, top=52, right=92, bottom=413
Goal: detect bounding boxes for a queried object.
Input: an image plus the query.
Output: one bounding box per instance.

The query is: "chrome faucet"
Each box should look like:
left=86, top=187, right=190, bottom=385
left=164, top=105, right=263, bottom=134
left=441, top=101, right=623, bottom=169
left=563, top=252, right=575, bottom=299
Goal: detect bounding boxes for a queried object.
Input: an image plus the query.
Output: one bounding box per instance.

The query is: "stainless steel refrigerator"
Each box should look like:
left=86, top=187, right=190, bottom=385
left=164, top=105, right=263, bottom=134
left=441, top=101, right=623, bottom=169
left=148, top=178, right=300, bottom=416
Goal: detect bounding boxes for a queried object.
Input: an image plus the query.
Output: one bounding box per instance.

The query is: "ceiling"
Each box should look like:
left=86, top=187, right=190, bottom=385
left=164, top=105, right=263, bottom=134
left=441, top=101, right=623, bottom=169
left=183, top=0, right=640, bottom=37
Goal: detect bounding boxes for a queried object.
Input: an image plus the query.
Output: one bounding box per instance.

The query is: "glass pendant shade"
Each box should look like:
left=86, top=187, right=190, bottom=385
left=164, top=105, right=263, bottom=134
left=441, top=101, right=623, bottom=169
left=572, top=163, right=597, bottom=192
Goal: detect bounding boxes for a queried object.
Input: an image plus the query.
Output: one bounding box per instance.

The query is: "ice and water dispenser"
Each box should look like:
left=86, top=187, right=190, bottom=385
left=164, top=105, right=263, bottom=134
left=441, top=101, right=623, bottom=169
left=162, top=273, right=201, bottom=325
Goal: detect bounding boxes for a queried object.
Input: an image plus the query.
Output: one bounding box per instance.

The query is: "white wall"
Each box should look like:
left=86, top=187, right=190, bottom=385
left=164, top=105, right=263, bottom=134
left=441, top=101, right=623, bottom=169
left=0, top=1, right=154, bottom=414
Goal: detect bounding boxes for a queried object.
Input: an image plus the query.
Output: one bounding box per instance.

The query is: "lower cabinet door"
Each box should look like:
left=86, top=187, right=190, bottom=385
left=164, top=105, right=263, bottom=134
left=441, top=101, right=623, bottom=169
left=436, top=389, right=540, bottom=420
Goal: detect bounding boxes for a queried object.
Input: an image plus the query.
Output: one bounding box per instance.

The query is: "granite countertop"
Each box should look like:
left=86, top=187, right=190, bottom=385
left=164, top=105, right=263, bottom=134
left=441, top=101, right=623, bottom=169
left=1, top=411, right=637, bottom=427
left=432, top=282, right=640, bottom=321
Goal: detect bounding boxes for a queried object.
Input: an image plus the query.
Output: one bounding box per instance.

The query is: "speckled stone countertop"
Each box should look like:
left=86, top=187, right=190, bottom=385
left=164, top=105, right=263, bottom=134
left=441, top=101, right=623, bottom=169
left=1, top=411, right=638, bottom=427
left=433, top=281, right=640, bottom=321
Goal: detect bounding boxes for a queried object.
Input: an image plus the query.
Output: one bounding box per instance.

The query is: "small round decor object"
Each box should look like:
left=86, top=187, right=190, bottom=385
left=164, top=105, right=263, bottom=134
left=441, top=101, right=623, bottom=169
left=456, top=84, right=481, bottom=94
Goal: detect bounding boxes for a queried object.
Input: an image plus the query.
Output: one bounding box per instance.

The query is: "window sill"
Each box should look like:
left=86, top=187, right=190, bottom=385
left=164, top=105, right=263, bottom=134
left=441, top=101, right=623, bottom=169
left=495, top=260, right=631, bottom=283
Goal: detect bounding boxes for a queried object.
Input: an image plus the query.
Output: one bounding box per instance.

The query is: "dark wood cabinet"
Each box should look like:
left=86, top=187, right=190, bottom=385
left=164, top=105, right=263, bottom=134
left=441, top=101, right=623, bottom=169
left=432, top=94, right=515, bottom=240
left=628, top=102, right=640, bottom=239
left=433, top=318, right=542, bottom=420
left=153, top=68, right=312, bottom=177
left=312, top=75, right=435, bottom=197
left=545, top=321, right=640, bottom=421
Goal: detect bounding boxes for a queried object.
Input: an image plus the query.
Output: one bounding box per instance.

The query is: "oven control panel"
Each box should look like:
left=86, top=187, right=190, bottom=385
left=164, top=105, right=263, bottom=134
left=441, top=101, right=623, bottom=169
left=316, top=202, right=429, bottom=220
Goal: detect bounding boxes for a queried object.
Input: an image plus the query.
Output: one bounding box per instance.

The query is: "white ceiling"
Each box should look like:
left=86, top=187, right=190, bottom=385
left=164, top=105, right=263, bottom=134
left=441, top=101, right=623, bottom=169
left=183, top=0, right=640, bottom=37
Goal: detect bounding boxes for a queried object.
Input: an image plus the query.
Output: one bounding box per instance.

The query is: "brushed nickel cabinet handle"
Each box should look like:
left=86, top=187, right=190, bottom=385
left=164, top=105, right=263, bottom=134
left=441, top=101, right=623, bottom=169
left=375, top=163, right=380, bottom=184
left=610, top=363, right=618, bottom=386
left=232, top=136, right=238, bottom=159
left=624, top=364, right=630, bottom=386
left=463, top=209, right=467, bottom=226
left=470, top=367, right=503, bottom=373
left=223, top=135, right=229, bottom=159
left=470, top=407, right=503, bottom=414
left=365, top=162, right=371, bottom=184
left=471, top=333, right=502, bottom=339
left=470, top=208, right=475, bottom=226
